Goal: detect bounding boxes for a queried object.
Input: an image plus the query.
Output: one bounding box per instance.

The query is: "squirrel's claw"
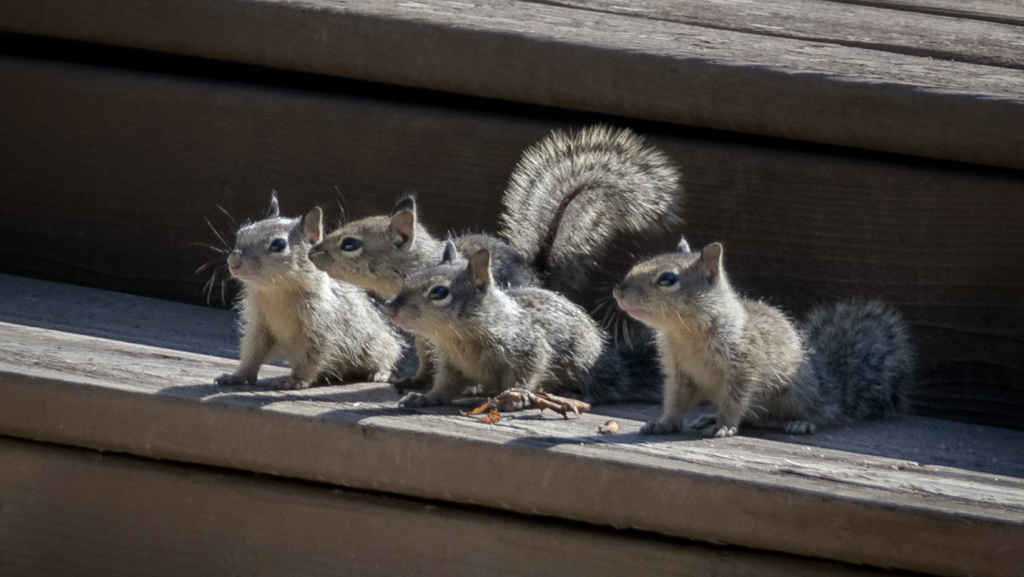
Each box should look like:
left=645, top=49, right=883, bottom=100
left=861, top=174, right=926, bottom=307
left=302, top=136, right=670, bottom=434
left=273, top=375, right=313, bottom=390
left=706, top=426, right=738, bottom=438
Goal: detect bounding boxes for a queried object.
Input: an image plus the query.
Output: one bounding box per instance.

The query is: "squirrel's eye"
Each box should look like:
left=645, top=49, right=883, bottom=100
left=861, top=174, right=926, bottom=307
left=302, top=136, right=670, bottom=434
left=428, top=286, right=450, bottom=301
left=340, top=237, right=362, bottom=252
left=656, top=272, right=679, bottom=287
left=427, top=285, right=452, bottom=306
left=269, top=238, right=287, bottom=252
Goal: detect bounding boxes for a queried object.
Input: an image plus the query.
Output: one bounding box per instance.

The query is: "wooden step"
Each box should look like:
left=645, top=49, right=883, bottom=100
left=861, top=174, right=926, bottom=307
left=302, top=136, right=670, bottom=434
left=0, top=436, right=897, bottom=577
left=0, top=0, right=1023, bottom=169
left=1, top=55, right=1021, bottom=428
left=0, top=276, right=1022, bottom=577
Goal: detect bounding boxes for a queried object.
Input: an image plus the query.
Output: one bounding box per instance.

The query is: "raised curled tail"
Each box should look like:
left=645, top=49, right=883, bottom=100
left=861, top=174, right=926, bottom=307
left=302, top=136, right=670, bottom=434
left=802, top=301, right=913, bottom=422
left=499, top=125, right=684, bottom=296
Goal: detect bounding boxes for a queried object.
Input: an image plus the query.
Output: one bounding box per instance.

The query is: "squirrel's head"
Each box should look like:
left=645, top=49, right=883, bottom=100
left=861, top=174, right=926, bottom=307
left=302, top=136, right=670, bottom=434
left=612, top=237, right=725, bottom=328
left=386, top=243, right=497, bottom=336
left=309, top=195, right=441, bottom=298
left=226, top=194, right=322, bottom=289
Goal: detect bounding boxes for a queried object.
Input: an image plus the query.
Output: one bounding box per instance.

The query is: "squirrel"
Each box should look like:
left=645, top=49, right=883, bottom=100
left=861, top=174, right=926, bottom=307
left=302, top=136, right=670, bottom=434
left=308, top=196, right=537, bottom=389
left=309, top=125, right=684, bottom=393
left=214, top=195, right=404, bottom=390
left=387, top=242, right=635, bottom=406
left=613, top=237, right=913, bottom=437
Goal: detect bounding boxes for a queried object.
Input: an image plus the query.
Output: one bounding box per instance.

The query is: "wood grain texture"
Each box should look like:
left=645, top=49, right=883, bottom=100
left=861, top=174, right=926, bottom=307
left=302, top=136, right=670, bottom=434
left=2, top=438, right=897, bottom=577
left=826, top=0, right=1024, bottom=26
left=3, top=273, right=1021, bottom=479
left=1, top=56, right=1020, bottom=427
left=0, top=0, right=1022, bottom=168
left=537, top=0, right=1024, bottom=68
left=0, top=321, right=1022, bottom=577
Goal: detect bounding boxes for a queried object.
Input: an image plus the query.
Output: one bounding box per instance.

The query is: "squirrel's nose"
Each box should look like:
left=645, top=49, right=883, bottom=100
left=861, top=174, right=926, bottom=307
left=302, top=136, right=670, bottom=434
left=612, top=285, right=624, bottom=300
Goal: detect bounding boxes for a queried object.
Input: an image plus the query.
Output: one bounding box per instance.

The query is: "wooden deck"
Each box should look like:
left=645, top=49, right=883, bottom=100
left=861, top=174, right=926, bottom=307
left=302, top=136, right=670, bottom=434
left=3, top=436, right=906, bottom=577
left=1, top=0, right=1022, bottom=169
left=0, top=1, right=1022, bottom=574
left=0, top=51, right=1020, bottom=427
left=0, top=275, right=1022, bottom=577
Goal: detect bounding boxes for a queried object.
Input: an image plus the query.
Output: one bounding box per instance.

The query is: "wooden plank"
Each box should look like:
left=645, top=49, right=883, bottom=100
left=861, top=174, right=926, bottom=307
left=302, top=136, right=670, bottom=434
left=0, top=0, right=1023, bottom=169
left=0, top=319, right=1022, bottom=577
left=0, top=56, right=1021, bottom=427
left=2, top=438, right=897, bottom=577
left=2, top=273, right=1021, bottom=478
left=826, top=0, right=1024, bottom=26
left=543, top=0, right=1024, bottom=68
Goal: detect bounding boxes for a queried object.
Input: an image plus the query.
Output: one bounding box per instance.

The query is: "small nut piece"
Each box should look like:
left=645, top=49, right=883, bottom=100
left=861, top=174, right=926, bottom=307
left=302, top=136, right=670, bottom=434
left=598, top=420, right=619, bottom=435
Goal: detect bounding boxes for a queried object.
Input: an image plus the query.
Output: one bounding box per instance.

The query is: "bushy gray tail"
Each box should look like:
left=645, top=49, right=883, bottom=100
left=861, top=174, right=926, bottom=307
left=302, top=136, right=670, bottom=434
left=499, top=125, right=684, bottom=297
left=581, top=339, right=665, bottom=404
left=802, top=301, right=913, bottom=422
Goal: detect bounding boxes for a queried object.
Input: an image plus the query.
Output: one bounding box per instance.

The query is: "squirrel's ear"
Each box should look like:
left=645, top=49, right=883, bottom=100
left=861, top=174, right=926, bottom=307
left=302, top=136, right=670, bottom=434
left=268, top=192, right=281, bottom=218
left=701, top=243, right=723, bottom=279
left=390, top=209, right=416, bottom=248
left=677, top=235, right=692, bottom=254
left=303, top=207, right=324, bottom=244
left=469, top=249, right=493, bottom=289
left=441, top=240, right=459, bottom=264
left=392, top=196, right=416, bottom=216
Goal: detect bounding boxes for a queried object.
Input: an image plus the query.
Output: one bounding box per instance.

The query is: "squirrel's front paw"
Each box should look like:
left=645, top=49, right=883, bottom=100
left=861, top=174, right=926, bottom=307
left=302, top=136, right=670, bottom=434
left=272, top=376, right=313, bottom=390
left=214, top=372, right=253, bottom=386
left=639, top=421, right=680, bottom=435
left=704, top=426, right=738, bottom=438
left=392, top=376, right=430, bottom=392
left=398, top=391, right=442, bottom=408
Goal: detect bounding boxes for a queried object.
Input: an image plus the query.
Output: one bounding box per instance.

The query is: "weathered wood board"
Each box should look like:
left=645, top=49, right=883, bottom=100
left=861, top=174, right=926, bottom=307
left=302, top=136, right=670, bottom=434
left=2, top=273, right=1020, bottom=479
left=0, top=437, right=905, bottom=577
left=550, top=0, right=1024, bottom=68
left=0, top=286, right=1022, bottom=577
left=0, top=56, right=1021, bottom=428
left=0, top=0, right=1022, bottom=169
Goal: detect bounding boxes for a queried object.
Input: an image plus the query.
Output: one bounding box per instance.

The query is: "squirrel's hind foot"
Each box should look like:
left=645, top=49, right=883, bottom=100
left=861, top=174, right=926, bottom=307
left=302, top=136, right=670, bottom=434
left=703, top=426, right=738, bottom=438
left=214, top=372, right=255, bottom=387
left=690, top=415, right=737, bottom=437
left=639, top=420, right=682, bottom=435
left=271, top=375, right=313, bottom=390
left=392, top=376, right=431, bottom=393
left=398, top=391, right=445, bottom=408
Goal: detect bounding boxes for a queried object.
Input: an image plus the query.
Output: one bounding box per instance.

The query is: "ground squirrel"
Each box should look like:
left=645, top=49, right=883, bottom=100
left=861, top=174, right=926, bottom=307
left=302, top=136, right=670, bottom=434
left=383, top=126, right=683, bottom=406
left=308, top=196, right=536, bottom=389
left=310, top=125, right=684, bottom=393
left=614, top=238, right=913, bottom=437
left=387, top=242, right=633, bottom=406
left=214, top=195, right=404, bottom=389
